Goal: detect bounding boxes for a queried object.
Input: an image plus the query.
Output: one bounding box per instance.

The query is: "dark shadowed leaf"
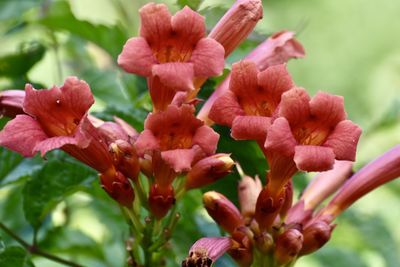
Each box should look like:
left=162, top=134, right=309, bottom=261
left=22, top=160, right=96, bottom=230
left=0, top=42, right=45, bottom=78
left=0, top=246, right=35, bottom=267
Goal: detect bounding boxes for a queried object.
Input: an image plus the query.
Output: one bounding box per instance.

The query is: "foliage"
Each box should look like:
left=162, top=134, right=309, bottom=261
left=0, top=0, right=399, bottom=267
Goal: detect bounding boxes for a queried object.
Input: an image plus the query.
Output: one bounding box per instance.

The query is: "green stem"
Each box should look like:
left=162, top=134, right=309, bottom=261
left=134, top=178, right=149, bottom=210
left=0, top=222, right=83, bottom=267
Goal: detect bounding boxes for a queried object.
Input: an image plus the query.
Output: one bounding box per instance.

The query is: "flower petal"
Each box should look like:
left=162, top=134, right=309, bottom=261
left=192, top=125, right=219, bottom=155
left=190, top=38, right=225, bottom=77
left=208, top=91, right=245, bottom=126
left=152, top=62, right=194, bottom=91
left=171, top=6, right=205, bottom=45
left=161, top=148, right=197, bottom=172
left=23, top=77, right=94, bottom=136
left=309, top=92, right=346, bottom=127
left=118, top=37, right=157, bottom=76
left=183, top=237, right=232, bottom=266
left=323, top=120, right=362, bottom=161
left=294, top=145, right=335, bottom=172
left=257, top=64, right=294, bottom=108
left=34, top=136, right=80, bottom=157
left=0, top=115, right=47, bottom=157
left=229, top=60, right=259, bottom=101
left=279, top=87, right=310, bottom=126
left=139, top=3, right=172, bottom=45
left=134, top=129, right=160, bottom=156
left=264, top=117, right=297, bottom=157
left=231, top=115, right=271, bottom=141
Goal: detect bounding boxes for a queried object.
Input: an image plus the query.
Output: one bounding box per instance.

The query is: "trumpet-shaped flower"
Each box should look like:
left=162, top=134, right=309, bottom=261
left=118, top=3, right=224, bottom=111
left=209, top=60, right=294, bottom=141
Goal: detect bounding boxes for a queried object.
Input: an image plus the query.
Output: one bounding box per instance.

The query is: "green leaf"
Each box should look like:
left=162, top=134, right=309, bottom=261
left=0, top=42, right=45, bottom=78
left=38, top=1, right=127, bottom=59
left=22, top=160, right=96, bottom=230
left=94, top=105, right=148, bottom=132
left=176, top=0, right=203, bottom=10
left=0, top=236, right=5, bottom=253
left=0, top=246, right=35, bottom=267
left=314, top=247, right=368, bottom=267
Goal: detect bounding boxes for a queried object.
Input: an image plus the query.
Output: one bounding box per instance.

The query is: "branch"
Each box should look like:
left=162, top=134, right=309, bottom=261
left=0, top=222, right=84, bottom=267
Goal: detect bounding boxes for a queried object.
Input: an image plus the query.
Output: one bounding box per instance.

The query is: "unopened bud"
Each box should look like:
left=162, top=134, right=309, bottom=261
left=253, top=231, right=273, bottom=253
left=110, top=140, right=140, bottom=180
left=254, top=188, right=284, bottom=230
left=280, top=181, right=293, bottom=219
left=300, top=221, right=333, bottom=255
left=229, top=246, right=253, bottom=267
left=203, top=191, right=244, bottom=234
left=100, top=171, right=134, bottom=207
left=0, top=90, right=25, bottom=118
left=139, top=156, right=153, bottom=178
left=209, top=0, right=263, bottom=57
left=182, top=237, right=232, bottom=267
left=149, top=183, right=175, bottom=219
left=238, top=175, right=262, bottom=219
left=185, top=154, right=234, bottom=190
left=274, top=229, right=303, bottom=265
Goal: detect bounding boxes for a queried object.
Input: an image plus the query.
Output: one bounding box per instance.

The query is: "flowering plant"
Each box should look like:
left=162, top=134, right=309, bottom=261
left=0, top=1, right=399, bottom=267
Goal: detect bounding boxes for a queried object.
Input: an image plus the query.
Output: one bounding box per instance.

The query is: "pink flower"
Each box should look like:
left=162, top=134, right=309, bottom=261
left=118, top=3, right=224, bottom=111
left=135, top=104, right=224, bottom=217
left=264, top=88, right=362, bottom=194
left=209, top=60, right=295, bottom=141
left=198, top=31, right=305, bottom=124
left=0, top=77, right=135, bottom=207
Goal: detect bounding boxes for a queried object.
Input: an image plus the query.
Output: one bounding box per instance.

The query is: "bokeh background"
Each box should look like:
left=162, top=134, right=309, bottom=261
left=0, top=0, right=399, bottom=266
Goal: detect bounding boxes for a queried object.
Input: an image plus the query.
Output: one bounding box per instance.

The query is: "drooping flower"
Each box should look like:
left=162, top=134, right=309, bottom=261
left=209, top=60, right=295, bottom=141
left=0, top=77, right=135, bottom=207
left=198, top=31, right=305, bottom=124
left=118, top=3, right=225, bottom=111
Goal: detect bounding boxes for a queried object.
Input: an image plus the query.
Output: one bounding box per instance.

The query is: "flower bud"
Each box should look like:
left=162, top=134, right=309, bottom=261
left=182, top=237, right=232, bottom=267
left=109, top=140, right=140, bottom=181
left=203, top=191, right=244, bottom=234
left=0, top=90, right=25, bottom=118
left=209, top=0, right=263, bottom=57
left=274, top=228, right=303, bottom=265
left=229, top=246, right=253, bottom=267
left=139, top=156, right=153, bottom=178
left=149, top=183, right=175, bottom=219
left=185, top=154, right=234, bottom=190
left=100, top=171, right=134, bottom=207
left=300, top=221, right=333, bottom=255
left=253, top=231, right=273, bottom=253
left=238, top=175, right=262, bottom=219
left=280, top=180, right=293, bottom=219
left=254, top=188, right=284, bottom=230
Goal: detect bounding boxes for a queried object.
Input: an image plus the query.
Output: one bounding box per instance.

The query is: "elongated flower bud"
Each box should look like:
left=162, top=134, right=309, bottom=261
left=280, top=180, right=293, bottom=219
left=203, top=191, right=244, bottom=234
left=209, top=0, right=263, bottom=57
left=254, top=187, right=285, bottom=230
left=320, top=145, right=400, bottom=219
left=274, top=229, right=303, bottom=265
left=300, top=221, right=333, bottom=255
left=182, top=237, right=232, bottom=267
left=185, top=154, right=234, bottom=190
left=238, top=175, right=262, bottom=219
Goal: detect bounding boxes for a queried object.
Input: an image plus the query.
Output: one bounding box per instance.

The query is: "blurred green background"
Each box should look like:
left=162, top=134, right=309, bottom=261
left=0, top=0, right=399, bottom=266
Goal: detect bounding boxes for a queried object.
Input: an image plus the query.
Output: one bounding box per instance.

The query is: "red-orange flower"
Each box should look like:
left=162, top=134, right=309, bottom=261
left=0, top=77, right=135, bottom=207
left=118, top=3, right=224, bottom=111
left=209, top=60, right=294, bottom=141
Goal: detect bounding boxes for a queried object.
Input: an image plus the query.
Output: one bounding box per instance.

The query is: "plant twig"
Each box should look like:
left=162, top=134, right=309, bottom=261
left=0, top=222, right=83, bottom=267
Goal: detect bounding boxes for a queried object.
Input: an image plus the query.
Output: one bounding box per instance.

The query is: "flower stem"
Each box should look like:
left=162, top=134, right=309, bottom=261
left=0, top=222, right=83, bottom=267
